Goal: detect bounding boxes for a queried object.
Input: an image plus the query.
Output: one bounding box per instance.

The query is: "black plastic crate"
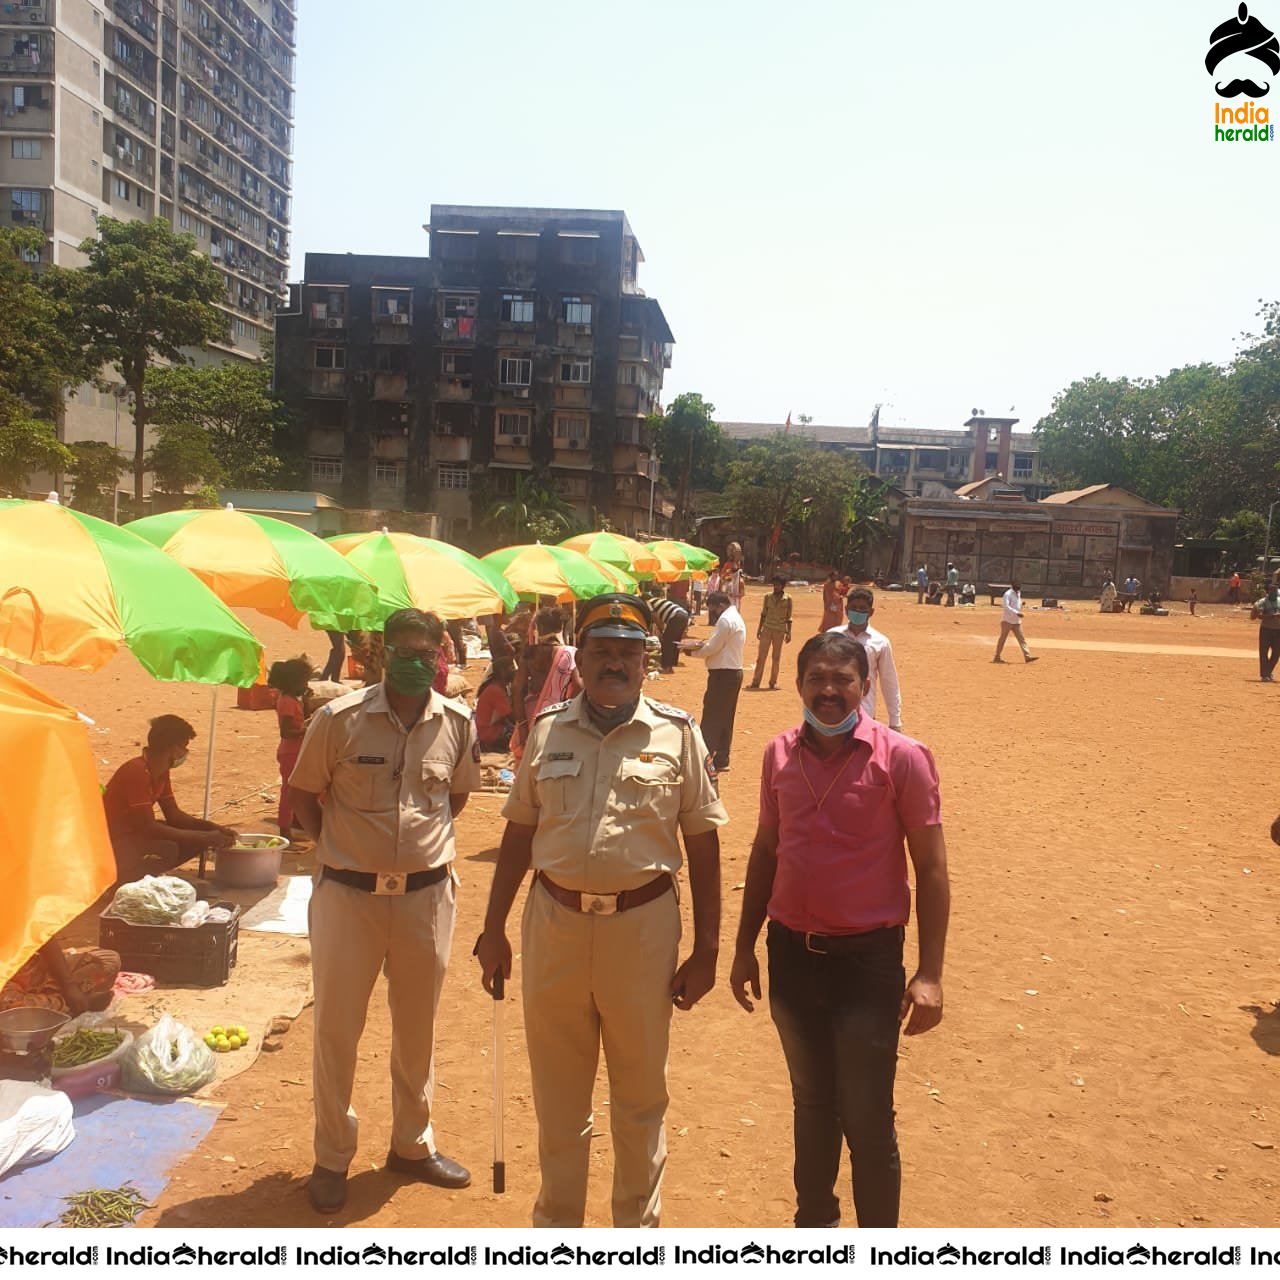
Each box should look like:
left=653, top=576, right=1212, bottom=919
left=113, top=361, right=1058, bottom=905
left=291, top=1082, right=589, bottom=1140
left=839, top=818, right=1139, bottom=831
left=99, top=901, right=240, bottom=987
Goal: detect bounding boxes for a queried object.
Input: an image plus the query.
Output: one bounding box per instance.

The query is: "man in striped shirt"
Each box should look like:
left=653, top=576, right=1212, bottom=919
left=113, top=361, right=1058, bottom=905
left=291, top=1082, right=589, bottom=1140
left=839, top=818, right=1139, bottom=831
left=651, top=592, right=691, bottom=674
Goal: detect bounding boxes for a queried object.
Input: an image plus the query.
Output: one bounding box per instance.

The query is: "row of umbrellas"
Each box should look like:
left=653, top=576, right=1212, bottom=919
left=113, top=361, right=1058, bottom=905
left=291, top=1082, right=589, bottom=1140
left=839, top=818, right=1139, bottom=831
left=0, top=500, right=718, bottom=684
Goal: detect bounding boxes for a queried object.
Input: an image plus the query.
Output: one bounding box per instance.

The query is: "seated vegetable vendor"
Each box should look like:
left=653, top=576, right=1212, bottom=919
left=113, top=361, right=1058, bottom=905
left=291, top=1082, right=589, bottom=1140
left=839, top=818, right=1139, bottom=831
left=0, top=941, right=120, bottom=1016
left=102, top=714, right=238, bottom=882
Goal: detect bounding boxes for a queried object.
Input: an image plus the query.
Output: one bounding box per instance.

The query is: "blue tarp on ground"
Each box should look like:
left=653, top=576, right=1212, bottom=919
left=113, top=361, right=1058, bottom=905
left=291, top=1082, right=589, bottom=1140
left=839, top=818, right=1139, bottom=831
left=0, top=1093, right=220, bottom=1227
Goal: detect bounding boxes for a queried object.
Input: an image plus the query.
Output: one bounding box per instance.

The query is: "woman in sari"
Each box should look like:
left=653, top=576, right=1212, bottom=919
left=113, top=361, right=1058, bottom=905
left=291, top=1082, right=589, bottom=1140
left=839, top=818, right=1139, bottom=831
left=510, top=607, right=583, bottom=760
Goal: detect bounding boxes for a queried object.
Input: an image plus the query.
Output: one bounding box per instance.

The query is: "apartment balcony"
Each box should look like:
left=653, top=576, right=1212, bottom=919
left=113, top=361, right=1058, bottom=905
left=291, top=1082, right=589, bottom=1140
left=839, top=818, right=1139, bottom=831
left=373, top=372, right=409, bottom=401
left=613, top=444, right=650, bottom=477
left=437, top=316, right=475, bottom=342
left=493, top=438, right=532, bottom=465
left=0, top=43, right=52, bottom=76
left=614, top=420, right=652, bottom=449
left=6, top=2, right=49, bottom=21
left=435, top=376, right=472, bottom=402
left=553, top=385, right=590, bottom=409
left=1, top=95, right=51, bottom=131
left=308, top=310, right=346, bottom=333
left=555, top=323, right=593, bottom=352
left=615, top=384, right=657, bottom=417
left=552, top=438, right=591, bottom=465
left=432, top=435, right=471, bottom=465
left=944, top=464, right=970, bottom=481
left=308, top=369, right=346, bottom=397
left=9, top=206, right=48, bottom=231
left=110, top=0, right=159, bottom=46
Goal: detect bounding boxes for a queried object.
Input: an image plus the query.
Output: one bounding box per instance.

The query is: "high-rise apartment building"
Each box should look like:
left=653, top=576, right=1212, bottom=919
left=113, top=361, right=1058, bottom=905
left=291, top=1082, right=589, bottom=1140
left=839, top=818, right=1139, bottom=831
left=273, top=206, right=674, bottom=539
left=0, top=0, right=295, bottom=457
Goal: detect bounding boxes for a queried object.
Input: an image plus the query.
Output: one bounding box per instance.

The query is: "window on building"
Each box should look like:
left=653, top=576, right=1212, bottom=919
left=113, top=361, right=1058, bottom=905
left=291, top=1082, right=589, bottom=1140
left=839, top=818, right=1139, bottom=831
left=314, top=345, right=345, bottom=370
left=561, top=296, right=592, bottom=326
left=195, top=218, right=207, bottom=237
left=310, top=457, right=343, bottom=483
left=373, top=288, right=412, bottom=319
left=10, top=188, right=41, bottom=219
left=374, top=347, right=409, bottom=373
left=916, top=449, right=947, bottom=471
left=440, top=350, right=473, bottom=377
left=435, top=230, right=477, bottom=261
left=500, top=293, right=533, bottom=324
left=985, top=451, right=998, bottom=469
left=558, top=234, right=597, bottom=265
left=437, top=463, right=470, bottom=490
left=441, top=293, right=478, bottom=319
left=374, top=462, right=404, bottom=487
left=617, top=363, right=642, bottom=385
left=1012, top=452, right=1035, bottom=479
left=179, top=211, right=191, bottom=231
left=499, top=356, right=532, bottom=386
left=559, top=357, right=591, bottom=384
left=497, top=411, right=531, bottom=439
left=497, top=231, right=538, bottom=263
left=10, top=138, right=40, bottom=159
left=554, top=414, right=588, bottom=444
left=114, top=177, right=130, bottom=200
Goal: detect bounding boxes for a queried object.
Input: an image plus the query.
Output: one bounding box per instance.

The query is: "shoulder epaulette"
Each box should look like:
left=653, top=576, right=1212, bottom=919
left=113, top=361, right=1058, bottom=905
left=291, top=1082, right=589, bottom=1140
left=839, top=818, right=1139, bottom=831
left=535, top=699, right=573, bottom=719
left=323, top=685, right=378, bottom=716
left=645, top=698, right=692, bottom=723
left=439, top=693, right=473, bottom=720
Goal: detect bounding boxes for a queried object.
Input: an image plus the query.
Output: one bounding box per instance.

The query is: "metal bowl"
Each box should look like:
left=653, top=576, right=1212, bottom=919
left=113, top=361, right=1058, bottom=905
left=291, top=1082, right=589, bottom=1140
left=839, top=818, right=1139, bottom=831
left=0, top=1006, right=70, bottom=1054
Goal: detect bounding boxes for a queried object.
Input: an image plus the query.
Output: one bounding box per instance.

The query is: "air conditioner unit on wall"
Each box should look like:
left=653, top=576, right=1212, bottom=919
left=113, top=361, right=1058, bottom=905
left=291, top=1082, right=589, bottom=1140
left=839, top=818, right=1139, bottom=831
left=511, top=436, right=527, bottom=446
left=325, top=317, right=343, bottom=329
left=512, top=387, right=529, bottom=398
left=568, top=439, right=581, bottom=449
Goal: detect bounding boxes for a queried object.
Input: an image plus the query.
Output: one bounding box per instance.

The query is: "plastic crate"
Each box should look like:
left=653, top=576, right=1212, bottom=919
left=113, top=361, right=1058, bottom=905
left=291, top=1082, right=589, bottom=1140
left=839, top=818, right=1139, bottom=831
left=99, top=902, right=240, bottom=987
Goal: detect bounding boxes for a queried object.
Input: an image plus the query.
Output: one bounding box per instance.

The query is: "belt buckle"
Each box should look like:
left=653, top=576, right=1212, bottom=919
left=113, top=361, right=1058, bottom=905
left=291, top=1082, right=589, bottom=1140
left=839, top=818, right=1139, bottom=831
left=804, top=932, right=828, bottom=955
left=374, top=873, right=407, bottom=896
left=580, top=892, right=618, bottom=916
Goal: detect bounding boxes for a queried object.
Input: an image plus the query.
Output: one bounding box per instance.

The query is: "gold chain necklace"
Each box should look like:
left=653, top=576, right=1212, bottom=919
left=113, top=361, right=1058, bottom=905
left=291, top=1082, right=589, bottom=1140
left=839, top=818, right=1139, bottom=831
left=797, top=738, right=858, bottom=812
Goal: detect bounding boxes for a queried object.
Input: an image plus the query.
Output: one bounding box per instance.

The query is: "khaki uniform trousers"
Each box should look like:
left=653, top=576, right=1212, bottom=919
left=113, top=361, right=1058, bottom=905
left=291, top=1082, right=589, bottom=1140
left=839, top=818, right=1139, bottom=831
left=751, top=631, right=785, bottom=688
left=309, top=872, right=456, bottom=1172
left=995, top=621, right=1032, bottom=660
left=521, top=877, right=681, bottom=1228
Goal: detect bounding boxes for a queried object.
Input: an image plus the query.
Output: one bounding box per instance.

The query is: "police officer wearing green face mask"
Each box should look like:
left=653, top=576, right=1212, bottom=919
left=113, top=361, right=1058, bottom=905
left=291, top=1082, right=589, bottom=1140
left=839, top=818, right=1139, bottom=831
left=289, top=608, right=483, bottom=1214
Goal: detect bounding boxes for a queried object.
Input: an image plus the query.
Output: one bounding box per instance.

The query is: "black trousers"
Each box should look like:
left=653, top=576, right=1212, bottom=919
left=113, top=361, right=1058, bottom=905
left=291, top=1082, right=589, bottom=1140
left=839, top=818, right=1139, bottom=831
left=659, top=612, right=689, bottom=670
left=320, top=630, right=346, bottom=682
left=768, top=922, right=905, bottom=1228
left=1261, top=627, right=1280, bottom=679
left=701, top=668, right=743, bottom=769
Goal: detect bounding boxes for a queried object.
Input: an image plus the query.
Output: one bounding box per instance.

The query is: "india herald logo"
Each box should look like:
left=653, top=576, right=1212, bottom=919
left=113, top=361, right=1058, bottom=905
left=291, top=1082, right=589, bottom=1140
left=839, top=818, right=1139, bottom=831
left=1207, top=3, right=1280, bottom=97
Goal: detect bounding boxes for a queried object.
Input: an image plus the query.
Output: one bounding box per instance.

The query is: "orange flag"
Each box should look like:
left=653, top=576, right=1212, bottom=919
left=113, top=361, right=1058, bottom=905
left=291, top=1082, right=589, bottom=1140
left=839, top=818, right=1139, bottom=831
left=0, top=668, right=116, bottom=986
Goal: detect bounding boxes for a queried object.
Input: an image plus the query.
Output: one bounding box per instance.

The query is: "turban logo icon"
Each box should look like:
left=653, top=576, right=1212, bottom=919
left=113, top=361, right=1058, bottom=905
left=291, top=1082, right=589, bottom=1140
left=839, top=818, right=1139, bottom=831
left=1207, top=3, right=1280, bottom=97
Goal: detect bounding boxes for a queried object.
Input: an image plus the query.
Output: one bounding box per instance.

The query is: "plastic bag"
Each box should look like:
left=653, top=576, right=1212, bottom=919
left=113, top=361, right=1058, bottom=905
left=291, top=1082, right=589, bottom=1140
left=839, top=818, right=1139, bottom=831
left=122, top=1014, right=216, bottom=1096
left=179, top=900, right=211, bottom=929
left=0, top=1080, right=74, bottom=1177
left=109, top=875, right=197, bottom=925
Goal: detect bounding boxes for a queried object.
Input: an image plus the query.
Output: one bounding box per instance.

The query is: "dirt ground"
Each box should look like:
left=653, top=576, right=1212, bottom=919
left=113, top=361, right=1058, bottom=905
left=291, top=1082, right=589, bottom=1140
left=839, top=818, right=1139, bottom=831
left=23, top=584, right=1280, bottom=1229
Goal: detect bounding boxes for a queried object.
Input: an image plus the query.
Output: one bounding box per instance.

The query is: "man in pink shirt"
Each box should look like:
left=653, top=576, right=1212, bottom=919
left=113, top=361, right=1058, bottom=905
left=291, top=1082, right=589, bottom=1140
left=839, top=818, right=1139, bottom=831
left=730, top=630, right=950, bottom=1228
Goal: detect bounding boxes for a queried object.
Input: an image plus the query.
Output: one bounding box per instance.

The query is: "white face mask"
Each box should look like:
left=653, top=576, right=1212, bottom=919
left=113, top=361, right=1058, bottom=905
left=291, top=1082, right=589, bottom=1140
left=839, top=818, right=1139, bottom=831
left=172, top=751, right=189, bottom=768
left=803, top=705, right=860, bottom=736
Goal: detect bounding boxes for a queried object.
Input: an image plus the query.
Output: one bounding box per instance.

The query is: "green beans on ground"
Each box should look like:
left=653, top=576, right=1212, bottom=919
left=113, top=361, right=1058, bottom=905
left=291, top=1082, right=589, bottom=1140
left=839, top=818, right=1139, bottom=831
left=53, top=1184, right=151, bottom=1228
left=50, top=1028, right=124, bottom=1068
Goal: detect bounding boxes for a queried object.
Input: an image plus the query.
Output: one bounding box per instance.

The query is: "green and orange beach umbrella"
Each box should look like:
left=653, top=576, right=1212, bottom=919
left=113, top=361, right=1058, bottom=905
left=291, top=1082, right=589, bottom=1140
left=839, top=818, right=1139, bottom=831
left=482, top=543, right=633, bottom=604
left=558, top=531, right=661, bottom=580
left=646, top=539, right=718, bottom=582
left=0, top=498, right=261, bottom=685
left=326, top=530, right=518, bottom=620
left=125, top=505, right=383, bottom=632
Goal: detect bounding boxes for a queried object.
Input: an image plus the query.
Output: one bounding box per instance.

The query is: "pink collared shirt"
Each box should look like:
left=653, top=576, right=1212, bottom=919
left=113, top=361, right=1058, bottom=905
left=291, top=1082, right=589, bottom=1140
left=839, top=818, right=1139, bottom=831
left=758, top=716, right=941, bottom=935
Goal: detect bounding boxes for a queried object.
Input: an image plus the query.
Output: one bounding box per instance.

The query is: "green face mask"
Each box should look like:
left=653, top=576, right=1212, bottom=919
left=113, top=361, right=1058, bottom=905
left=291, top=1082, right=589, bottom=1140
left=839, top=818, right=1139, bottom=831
left=386, top=655, right=435, bottom=697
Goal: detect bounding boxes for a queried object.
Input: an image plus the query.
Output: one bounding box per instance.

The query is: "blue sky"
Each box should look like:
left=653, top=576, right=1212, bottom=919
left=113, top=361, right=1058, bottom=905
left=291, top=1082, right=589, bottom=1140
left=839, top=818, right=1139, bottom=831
left=290, top=0, right=1279, bottom=433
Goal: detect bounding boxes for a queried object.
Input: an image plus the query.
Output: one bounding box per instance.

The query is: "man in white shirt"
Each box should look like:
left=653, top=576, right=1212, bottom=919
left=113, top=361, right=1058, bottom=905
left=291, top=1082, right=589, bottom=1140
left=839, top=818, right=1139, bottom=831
left=689, top=590, right=747, bottom=772
left=993, top=579, right=1040, bottom=664
left=824, top=586, right=904, bottom=731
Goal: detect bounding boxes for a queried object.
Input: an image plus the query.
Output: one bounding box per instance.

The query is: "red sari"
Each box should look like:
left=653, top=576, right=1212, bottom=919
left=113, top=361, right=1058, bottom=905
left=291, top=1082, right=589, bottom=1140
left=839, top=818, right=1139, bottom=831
left=820, top=580, right=847, bottom=631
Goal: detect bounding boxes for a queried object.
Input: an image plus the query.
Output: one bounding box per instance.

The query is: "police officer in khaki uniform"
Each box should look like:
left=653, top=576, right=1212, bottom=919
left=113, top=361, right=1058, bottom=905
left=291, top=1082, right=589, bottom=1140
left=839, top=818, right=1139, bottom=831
left=476, top=594, right=727, bottom=1228
left=289, top=607, right=482, bottom=1214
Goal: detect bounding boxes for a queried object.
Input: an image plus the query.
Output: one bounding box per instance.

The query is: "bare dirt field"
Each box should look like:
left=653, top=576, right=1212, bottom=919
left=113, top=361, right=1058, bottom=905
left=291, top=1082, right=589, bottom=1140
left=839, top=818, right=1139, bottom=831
left=25, top=583, right=1280, bottom=1229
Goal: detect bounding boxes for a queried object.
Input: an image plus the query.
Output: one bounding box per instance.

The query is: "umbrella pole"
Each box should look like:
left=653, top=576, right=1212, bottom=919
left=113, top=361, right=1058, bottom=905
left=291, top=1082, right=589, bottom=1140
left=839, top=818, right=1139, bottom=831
left=200, top=685, right=219, bottom=879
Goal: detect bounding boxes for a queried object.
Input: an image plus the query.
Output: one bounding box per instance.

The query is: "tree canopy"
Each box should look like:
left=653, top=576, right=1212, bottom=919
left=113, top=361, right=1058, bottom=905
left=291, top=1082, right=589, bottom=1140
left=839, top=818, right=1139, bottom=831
left=1035, top=301, right=1280, bottom=535
left=650, top=392, right=727, bottom=532
left=46, top=217, right=229, bottom=501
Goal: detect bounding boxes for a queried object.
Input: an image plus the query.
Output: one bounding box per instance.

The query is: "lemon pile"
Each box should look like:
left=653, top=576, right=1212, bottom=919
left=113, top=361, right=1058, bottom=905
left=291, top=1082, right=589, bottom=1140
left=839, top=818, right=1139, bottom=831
left=204, top=1024, right=250, bottom=1053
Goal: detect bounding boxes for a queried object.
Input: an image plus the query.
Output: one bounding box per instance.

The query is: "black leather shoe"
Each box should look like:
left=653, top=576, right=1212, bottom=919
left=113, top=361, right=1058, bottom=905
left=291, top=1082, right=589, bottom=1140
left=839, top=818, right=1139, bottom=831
left=385, top=1149, right=471, bottom=1189
left=308, top=1164, right=347, bottom=1213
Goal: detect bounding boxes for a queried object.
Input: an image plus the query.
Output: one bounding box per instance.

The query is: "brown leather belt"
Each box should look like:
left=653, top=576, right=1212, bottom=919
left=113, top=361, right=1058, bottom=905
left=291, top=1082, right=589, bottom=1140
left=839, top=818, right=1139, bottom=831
left=536, top=871, right=672, bottom=916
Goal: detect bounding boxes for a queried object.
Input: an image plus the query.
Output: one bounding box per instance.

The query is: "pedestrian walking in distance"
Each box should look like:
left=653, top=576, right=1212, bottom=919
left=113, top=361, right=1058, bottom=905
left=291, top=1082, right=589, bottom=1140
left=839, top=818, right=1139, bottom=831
left=993, top=579, right=1039, bottom=664
left=688, top=590, right=747, bottom=773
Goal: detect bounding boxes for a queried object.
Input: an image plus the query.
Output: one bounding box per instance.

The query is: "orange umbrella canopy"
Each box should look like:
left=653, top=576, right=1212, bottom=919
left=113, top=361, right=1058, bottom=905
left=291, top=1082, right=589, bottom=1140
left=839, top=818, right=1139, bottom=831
left=0, top=667, right=116, bottom=986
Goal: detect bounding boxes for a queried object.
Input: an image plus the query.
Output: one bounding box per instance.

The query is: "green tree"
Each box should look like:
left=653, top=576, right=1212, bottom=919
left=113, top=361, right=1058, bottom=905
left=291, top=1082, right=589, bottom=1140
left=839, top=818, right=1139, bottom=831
left=651, top=393, right=726, bottom=532
left=722, top=433, right=886, bottom=567
left=1213, top=509, right=1268, bottom=561
left=147, top=360, right=286, bottom=487
left=46, top=217, right=228, bottom=502
left=67, top=440, right=126, bottom=518
left=0, top=406, right=72, bottom=496
left=146, top=421, right=222, bottom=494
left=484, top=473, right=579, bottom=542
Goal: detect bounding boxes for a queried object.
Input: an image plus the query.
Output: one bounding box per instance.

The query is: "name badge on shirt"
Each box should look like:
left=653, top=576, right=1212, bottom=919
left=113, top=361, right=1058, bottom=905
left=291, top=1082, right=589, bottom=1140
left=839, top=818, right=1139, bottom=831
left=547, top=752, right=575, bottom=762
left=356, top=756, right=386, bottom=765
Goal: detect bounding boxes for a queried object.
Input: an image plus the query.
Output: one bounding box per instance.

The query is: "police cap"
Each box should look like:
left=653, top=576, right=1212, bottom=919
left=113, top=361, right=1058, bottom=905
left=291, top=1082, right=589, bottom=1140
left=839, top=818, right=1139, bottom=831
left=576, top=593, right=652, bottom=643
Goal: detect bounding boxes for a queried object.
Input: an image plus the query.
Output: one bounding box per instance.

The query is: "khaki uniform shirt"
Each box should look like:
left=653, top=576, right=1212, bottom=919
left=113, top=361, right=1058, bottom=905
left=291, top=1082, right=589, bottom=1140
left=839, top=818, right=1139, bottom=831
left=501, top=694, right=728, bottom=893
left=759, top=593, right=793, bottom=634
left=290, top=683, right=481, bottom=873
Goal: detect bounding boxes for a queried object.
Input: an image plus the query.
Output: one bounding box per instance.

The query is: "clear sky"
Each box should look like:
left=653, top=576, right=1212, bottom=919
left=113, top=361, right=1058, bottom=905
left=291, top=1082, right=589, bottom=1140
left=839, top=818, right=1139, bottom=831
left=290, top=0, right=1279, bottom=434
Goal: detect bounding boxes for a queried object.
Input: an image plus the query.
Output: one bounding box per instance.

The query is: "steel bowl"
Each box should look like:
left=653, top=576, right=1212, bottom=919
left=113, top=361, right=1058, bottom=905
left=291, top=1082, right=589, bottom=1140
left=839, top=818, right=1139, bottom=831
left=0, top=1006, right=70, bottom=1055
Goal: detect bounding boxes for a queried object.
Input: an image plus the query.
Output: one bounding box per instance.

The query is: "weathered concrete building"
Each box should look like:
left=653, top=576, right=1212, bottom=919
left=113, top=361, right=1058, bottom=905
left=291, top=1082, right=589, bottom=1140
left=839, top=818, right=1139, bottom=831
left=900, top=483, right=1179, bottom=596
left=273, top=206, right=673, bottom=540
